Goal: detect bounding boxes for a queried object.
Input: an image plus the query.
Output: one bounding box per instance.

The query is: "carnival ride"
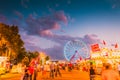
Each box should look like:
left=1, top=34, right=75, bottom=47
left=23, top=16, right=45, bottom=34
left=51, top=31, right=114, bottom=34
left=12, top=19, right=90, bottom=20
left=64, top=40, right=89, bottom=62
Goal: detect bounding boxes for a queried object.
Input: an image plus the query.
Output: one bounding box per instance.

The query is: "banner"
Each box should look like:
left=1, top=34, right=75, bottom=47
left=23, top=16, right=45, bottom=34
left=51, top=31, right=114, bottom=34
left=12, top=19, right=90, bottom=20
left=91, top=44, right=100, bottom=52
left=103, top=40, right=106, bottom=45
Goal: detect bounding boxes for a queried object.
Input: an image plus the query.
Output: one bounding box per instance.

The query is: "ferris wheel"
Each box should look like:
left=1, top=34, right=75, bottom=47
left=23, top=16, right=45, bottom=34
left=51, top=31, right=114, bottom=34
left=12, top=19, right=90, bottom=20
left=64, top=39, right=89, bottom=62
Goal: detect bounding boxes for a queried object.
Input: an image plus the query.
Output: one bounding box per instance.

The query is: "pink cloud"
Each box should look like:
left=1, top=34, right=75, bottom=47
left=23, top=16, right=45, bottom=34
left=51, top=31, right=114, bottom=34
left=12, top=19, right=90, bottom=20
left=52, top=22, right=60, bottom=30
left=40, top=30, right=53, bottom=36
left=54, top=11, right=68, bottom=24
left=24, top=11, right=68, bottom=36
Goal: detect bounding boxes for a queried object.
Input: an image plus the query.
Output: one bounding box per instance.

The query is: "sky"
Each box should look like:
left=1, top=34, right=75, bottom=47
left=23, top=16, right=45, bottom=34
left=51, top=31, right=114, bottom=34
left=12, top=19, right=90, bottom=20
left=0, top=0, right=120, bottom=60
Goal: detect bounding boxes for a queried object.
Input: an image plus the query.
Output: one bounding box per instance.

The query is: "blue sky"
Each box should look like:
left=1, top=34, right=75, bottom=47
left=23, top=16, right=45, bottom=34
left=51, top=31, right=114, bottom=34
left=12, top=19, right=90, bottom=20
left=0, top=0, right=120, bottom=60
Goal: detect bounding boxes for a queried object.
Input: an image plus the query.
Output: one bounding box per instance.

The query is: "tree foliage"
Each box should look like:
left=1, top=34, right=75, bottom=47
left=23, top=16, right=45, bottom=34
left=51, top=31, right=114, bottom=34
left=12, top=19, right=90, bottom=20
left=0, top=23, right=49, bottom=64
left=45, top=56, right=50, bottom=61
left=26, top=51, right=39, bottom=62
left=0, top=23, right=25, bottom=62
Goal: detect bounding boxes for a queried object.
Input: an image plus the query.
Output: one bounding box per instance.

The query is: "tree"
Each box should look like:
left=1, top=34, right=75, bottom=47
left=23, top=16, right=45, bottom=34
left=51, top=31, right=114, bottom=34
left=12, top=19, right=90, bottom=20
left=45, top=56, right=50, bottom=61
left=33, top=51, right=39, bottom=58
left=26, top=51, right=39, bottom=63
left=0, top=23, right=25, bottom=62
left=22, top=56, right=29, bottom=66
left=16, top=47, right=27, bottom=63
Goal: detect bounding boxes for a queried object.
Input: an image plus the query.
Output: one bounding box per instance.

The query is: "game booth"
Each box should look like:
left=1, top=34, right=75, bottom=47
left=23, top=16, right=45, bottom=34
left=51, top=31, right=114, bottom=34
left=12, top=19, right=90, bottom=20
left=90, top=43, right=120, bottom=74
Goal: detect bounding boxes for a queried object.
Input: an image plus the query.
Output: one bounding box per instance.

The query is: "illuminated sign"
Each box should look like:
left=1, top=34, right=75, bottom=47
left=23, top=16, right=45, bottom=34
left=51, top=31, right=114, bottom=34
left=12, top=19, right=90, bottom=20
left=91, top=44, right=100, bottom=52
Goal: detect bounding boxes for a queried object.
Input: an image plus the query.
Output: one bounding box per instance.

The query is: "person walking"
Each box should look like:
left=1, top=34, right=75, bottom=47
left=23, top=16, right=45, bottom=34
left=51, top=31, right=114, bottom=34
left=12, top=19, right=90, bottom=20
left=101, top=63, right=119, bottom=80
left=20, top=64, right=26, bottom=80
left=49, top=62, right=55, bottom=79
left=55, top=63, right=61, bottom=77
left=28, top=65, right=34, bottom=80
left=89, top=66, right=95, bottom=80
left=33, top=66, right=38, bottom=80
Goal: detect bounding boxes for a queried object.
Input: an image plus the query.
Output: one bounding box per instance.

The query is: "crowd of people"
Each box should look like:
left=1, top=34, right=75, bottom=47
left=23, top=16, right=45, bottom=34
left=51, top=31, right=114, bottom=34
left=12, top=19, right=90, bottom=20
left=4, top=59, right=120, bottom=80
left=20, top=61, right=63, bottom=80
left=20, top=61, right=84, bottom=80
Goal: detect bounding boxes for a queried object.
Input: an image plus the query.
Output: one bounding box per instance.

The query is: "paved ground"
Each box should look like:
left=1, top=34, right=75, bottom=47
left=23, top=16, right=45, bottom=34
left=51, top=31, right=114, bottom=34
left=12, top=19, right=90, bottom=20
left=0, top=70, right=101, bottom=80
left=0, top=73, right=21, bottom=80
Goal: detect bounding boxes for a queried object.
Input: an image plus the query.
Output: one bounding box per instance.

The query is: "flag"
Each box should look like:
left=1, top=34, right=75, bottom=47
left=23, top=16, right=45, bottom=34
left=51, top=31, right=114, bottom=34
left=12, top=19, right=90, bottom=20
left=115, top=43, right=118, bottom=48
left=103, top=40, right=106, bottom=45
left=79, top=56, right=82, bottom=60
left=111, top=43, right=118, bottom=48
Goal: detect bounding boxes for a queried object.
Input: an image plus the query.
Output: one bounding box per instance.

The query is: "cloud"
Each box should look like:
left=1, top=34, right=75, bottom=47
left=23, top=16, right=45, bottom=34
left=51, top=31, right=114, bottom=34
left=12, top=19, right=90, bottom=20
left=20, top=31, right=78, bottom=60
left=0, top=18, right=101, bottom=60
left=24, top=11, right=67, bottom=36
left=0, top=10, right=67, bottom=37
left=0, top=11, right=101, bottom=60
left=82, top=34, right=100, bottom=45
left=43, top=46, right=65, bottom=60
left=25, top=45, right=41, bottom=51
left=39, top=34, right=101, bottom=60
left=40, top=30, right=54, bottom=36
left=60, top=29, right=66, bottom=33
left=54, top=11, right=68, bottom=24
left=0, top=11, right=24, bottom=27
left=0, top=14, right=8, bottom=24
left=41, top=35, right=77, bottom=60
left=20, top=32, right=60, bottom=51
